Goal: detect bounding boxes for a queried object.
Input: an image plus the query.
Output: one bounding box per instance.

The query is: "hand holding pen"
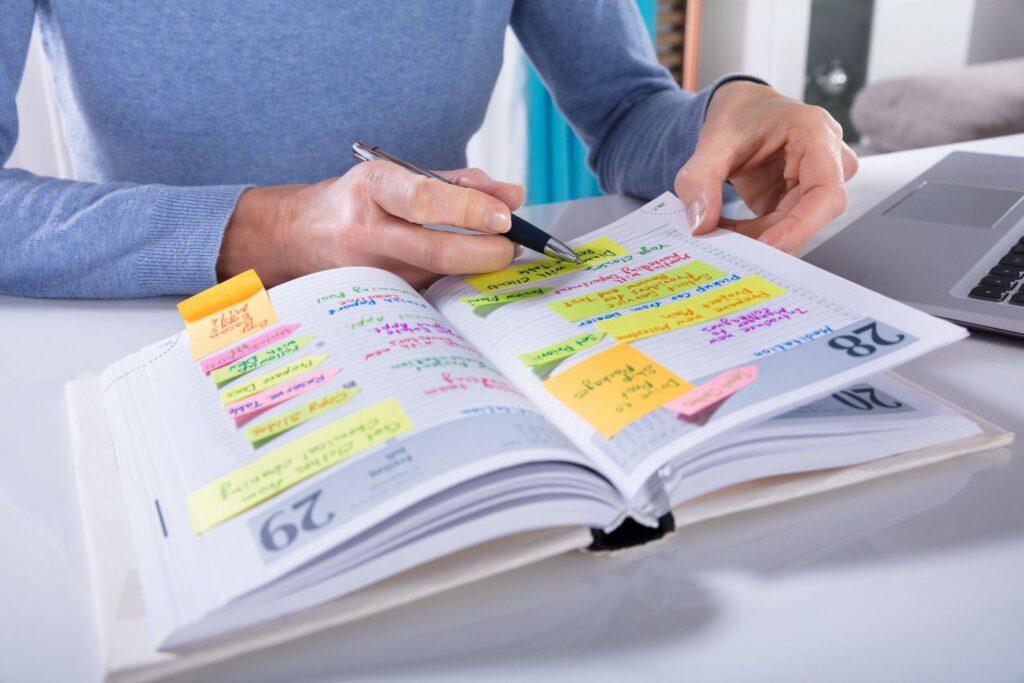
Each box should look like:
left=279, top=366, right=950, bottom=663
left=218, top=144, right=575, bottom=289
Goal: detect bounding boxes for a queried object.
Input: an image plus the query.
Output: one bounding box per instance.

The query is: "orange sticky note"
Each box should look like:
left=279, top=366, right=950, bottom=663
left=543, top=344, right=693, bottom=438
left=177, top=270, right=278, bottom=360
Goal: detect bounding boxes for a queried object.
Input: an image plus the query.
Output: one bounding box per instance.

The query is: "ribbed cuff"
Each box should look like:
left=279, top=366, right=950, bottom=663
left=701, top=73, right=772, bottom=122
left=138, top=184, right=252, bottom=296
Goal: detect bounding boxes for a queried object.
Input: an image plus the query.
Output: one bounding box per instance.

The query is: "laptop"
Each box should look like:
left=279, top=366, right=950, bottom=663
left=805, top=151, right=1024, bottom=338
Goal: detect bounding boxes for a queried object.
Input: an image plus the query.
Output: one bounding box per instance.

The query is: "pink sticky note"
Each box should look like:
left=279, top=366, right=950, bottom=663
left=225, top=367, right=340, bottom=426
left=665, top=365, right=758, bottom=418
left=200, top=323, right=302, bottom=375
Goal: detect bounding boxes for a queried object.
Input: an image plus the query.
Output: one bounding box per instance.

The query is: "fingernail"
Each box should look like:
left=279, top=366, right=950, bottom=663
left=486, top=209, right=511, bottom=233
left=686, top=200, right=706, bottom=234
left=513, top=244, right=524, bottom=260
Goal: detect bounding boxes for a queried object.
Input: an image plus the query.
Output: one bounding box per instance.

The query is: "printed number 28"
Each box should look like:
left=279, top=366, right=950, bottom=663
left=828, top=322, right=905, bottom=358
left=260, top=489, right=335, bottom=553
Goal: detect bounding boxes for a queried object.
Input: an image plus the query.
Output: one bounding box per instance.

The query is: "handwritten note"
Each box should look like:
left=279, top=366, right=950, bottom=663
left=245, top=386, right=362, bottom=445
left=177, top=270, right=278, bottom=360
left=547, top=261, right=726, bottom=322
left=664, top=365, right=758, bottom=417
left=543, top=345, right=693, bottom=438
left=460, top=286, right=552, bottom=316
left=210, top=336, right=314, bottom=385
left=219, top=354, right=328, bottom=405
left=188, top=397, right=414, bottom=533
left=518, top=331, right=606, bottom=369
left=200, top=323, right=301, bottom=375
left=597, top=276, right=787, bottom=342
left=464, top=238, right=628, bottom=292
left=225, top=368, right=341, bottom=426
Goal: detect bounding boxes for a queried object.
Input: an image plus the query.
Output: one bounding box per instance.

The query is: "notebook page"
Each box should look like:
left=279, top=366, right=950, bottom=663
left=100, top=267, right=596, bottom=621
left=426, top=193, right=967, bottom=497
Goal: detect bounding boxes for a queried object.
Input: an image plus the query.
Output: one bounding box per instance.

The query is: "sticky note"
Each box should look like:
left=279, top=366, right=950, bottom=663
left=225, top=368, right=341, bottom=426
left=465, top=238, right=628, bottom=292
left=460, top=286, right=552, bottom=316
left=210, top=336, right=314, bottom=385
left=543, top=345, right=693, bottom=438
left=597, top=276, right=787, bottom=342
left=219, top=354, right=327, bottom=405
left=245, top=385, right=362, bottom=445
left=665, top=365, right=758, bottom=417
left=188, top=397, right=414, bottom=533
left=178, top=270, right=278, bottom=360
left=200, top=324, right=302, bottom=375
left=548, top=261, right=726, bottom=322
left=519, top=331, right=606, bottom=369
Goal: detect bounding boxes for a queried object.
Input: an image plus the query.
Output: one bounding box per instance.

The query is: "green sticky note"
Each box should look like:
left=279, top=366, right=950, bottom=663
left=210, top=336, right=314, bottom=385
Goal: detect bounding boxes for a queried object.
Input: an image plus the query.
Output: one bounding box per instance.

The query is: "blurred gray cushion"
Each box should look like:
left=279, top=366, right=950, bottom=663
left=851, top=58, right=1024, bottom=152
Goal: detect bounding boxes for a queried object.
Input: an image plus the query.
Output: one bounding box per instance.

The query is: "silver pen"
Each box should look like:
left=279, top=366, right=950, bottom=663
left=352, top=141, right=583, bottom=264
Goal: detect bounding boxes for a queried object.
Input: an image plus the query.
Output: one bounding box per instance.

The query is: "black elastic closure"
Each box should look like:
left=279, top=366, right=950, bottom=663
left=588, top=512, right=675, bottom=552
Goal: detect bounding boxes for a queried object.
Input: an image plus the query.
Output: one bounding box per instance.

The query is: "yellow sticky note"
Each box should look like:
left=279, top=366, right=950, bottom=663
left=465, top=238, right=628, bottom=292
left=178, top=270, right=278, bottom=360
left=460, top=286, right=552, bottom=314
left=219, top=354, right=327, bottom=405
left=188, top=397, right=414, bottom=533
left=598, top=276, right=787, bottom=342
left=543, top=345, right=693, bottom=438
left=548, top=261, right=726, bottom=322
left=518, top=331, right=606, bottom=368
left=245, top=386, right=362, bottom=444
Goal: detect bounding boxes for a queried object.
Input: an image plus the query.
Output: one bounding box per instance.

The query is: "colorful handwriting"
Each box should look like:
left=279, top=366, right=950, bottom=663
left=225, top=368, right=341, bottom=425
left=424, top=372, right=520, bottom=396
left=551, top=252, right=692, bottom=296
left=178, top=269, right=278, bottom=360
left=518, top=331, right=607, bottom=368
left=548, top=261, right=726, bottom=322
left=664, top=365, right=758, bottom=417
left=327, top=292, right=428, bottom=314
left=200, top=323, right=301, bottom=375
left=220, top=354, right=328, bottom=405
left=210, top=336, right=314, bottom=385
left=245, top=386, right=362, bottom=445
left=386, top=335, right=478, bottom=353
left=701, top=306, right=810, bottom=345
left=371, top=320, right=461, bottom=337
left=460, top=286, right=552, bottom=316
left=597, top=276, right=788, bottom=343
left=753, top=325, right=835, bottom=358
left=188, top=397, right=414, bottom=533
left=390, top=355, right=493, bottom=372
left=464, top=238, right=628, bottom=292
left=543, top=345, right=693, bottom=438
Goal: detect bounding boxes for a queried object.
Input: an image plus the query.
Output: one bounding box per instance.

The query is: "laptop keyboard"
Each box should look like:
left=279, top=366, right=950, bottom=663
left=969, top=238, right=1024, bottom=305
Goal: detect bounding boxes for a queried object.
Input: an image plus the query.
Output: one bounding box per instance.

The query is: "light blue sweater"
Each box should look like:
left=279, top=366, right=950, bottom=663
left=0, top=1, right=744, bottom=298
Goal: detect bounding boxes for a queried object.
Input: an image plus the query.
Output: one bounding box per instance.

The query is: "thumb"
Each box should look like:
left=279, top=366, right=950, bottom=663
left=674, top=145, right=731, bottom=235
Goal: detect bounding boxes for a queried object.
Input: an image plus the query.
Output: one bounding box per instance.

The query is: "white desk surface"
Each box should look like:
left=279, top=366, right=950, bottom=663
left=2, top=135, right=1023, bottom=683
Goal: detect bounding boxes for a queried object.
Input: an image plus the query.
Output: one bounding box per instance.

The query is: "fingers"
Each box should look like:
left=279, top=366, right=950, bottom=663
left=840, top=142, right=859, bottom=181
left=674, top=139, right=734, bottom=236
left=371, top=216, right=517, bottom=275
left=354, top=160, right=513, bottom=234
left=436, top=168, right=526, bottom=211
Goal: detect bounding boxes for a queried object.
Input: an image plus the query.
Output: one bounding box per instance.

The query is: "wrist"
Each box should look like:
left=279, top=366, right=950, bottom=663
left=217, top=184, right=305, bottom=286
left=705, top=78, right=774, bottom=123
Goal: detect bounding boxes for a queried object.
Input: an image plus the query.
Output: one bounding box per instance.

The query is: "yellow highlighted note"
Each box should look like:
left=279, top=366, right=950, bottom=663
left=461, top=286, right=552, bottom=315
left=518, top=331, right=606, bottom=368
left=189, top=397, right=414, bottom=533
left=177, top=269, right=278, bottom=360
left=598, top=276, right=787, bottom=343
left=548, top=261, right=726, bottom=322
left=465, top=238, right=627, bottom=292
left=245, top=385, right=362, bottom=444
left=544, top=345, right=693, bottom=438
left=220, top=354, right=327, bottom=405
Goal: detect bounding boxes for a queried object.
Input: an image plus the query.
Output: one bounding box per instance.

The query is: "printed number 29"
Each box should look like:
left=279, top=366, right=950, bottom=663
left=828, top=322, right=905, bottom=358
left=260, top=489, right=335, bottom=553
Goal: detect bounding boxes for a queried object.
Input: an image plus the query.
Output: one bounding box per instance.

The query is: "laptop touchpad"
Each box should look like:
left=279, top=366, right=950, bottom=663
left=883, top=181, right=1023, bottom=228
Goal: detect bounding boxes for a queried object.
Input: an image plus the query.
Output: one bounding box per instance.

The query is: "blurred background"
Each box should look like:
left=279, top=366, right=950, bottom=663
left=9, top=0, right=1024, bottom=206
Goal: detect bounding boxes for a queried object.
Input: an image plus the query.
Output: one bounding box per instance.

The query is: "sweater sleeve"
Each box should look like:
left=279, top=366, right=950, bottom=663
left=0, top=3, right=249, bottom=299
left=510, top=0, right=762, bottom=200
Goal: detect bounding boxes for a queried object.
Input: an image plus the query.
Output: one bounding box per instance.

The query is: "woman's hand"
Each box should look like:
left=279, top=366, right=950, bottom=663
left=218, top=161, right=525, bottom=288
left=675, top=81, right=859, bottom=254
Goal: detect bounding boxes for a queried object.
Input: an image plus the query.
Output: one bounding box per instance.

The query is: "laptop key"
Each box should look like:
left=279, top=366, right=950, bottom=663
left=999, top=253, right=1024, bottom=268
left=990, top=265, right=1024, bottom=279
left=981, top=275, right=1018, bottom=288
left=969, top=286, right=1009, bottom=301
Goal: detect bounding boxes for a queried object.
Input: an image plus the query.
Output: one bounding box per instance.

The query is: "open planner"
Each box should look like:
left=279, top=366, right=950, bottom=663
left=69, top=193, right=1012, bottom=681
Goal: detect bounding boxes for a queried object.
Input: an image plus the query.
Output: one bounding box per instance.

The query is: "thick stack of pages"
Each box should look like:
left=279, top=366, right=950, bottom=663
left=69, top=193, right=1011, bottom=681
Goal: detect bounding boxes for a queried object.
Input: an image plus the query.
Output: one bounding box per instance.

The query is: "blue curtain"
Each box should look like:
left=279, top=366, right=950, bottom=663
left=525, top=0, right=657, bottom=205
